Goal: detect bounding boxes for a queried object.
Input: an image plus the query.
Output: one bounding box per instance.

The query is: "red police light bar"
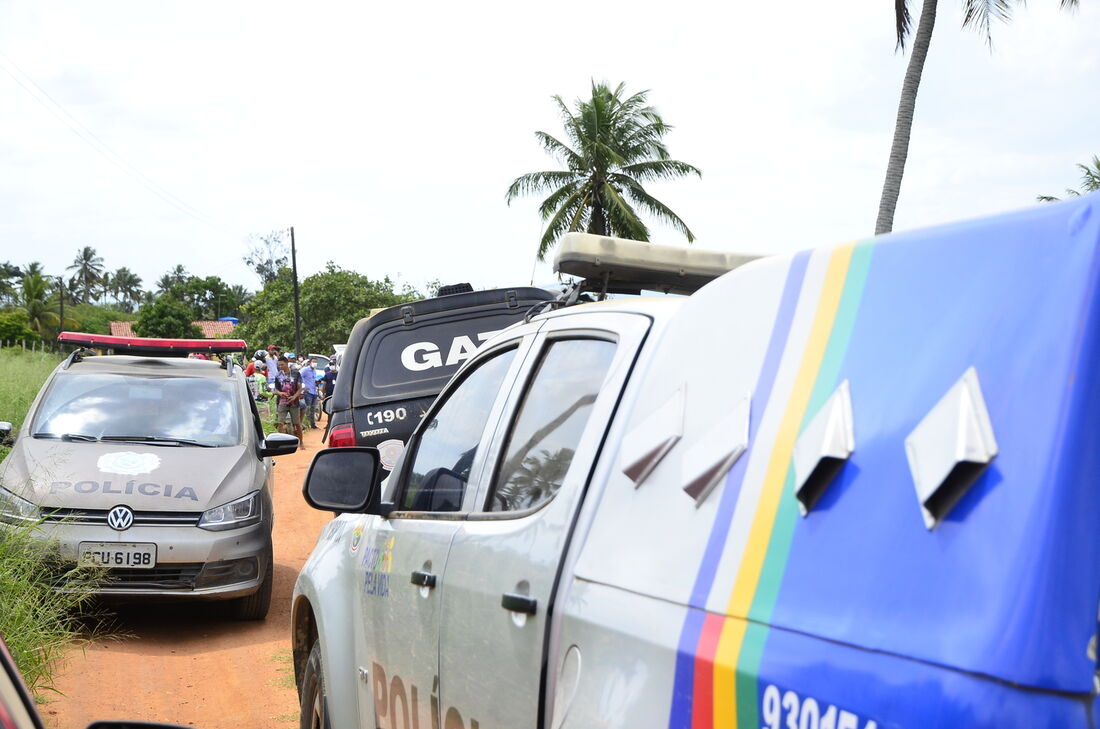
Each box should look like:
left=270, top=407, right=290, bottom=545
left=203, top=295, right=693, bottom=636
left=57, top=332, right=247, bottom=354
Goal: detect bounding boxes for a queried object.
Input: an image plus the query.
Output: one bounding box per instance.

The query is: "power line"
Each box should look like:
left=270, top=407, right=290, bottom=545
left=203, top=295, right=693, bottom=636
left=0, top=47, right=241, bottom=239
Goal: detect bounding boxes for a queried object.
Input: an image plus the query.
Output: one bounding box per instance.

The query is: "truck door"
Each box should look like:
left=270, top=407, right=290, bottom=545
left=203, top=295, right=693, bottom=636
left=354, top=333, right=536, bottom=729
left=436, top=312, right=651, bottom=729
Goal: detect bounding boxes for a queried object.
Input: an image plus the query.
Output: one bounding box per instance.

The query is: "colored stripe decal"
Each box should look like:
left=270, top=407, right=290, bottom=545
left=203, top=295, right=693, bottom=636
left=733, top=242, right=874, bottom=724
left=715, top=242, right=858, bottom=726
left=749, top=242, right=874, bottom=622
left=692, top=614, right=726, bottom=729
left=669, top=611, right=706, bottom=729
left=667, top=252, right=810, bottom=729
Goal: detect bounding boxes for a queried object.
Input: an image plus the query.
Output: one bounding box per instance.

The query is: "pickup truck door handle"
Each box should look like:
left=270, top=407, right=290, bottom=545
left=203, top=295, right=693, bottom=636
left=501, top=593, right=537, bottom=615
left=410, top=570, right=437, bottom=588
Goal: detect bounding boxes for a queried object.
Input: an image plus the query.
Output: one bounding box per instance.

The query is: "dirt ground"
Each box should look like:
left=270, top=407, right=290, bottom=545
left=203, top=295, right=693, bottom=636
left=44, top=426, right=331, bottom=729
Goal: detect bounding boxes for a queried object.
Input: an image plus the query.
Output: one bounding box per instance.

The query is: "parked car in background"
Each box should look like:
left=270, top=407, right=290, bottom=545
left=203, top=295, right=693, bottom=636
left=0, top=333, right=298, bottom=620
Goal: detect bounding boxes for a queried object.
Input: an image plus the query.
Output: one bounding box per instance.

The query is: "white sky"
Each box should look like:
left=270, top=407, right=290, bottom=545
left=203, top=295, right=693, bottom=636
left=0, top=1, right=1095, bottom=294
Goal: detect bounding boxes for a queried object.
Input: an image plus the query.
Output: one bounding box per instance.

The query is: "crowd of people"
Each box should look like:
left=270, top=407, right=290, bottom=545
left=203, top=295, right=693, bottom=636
left=243, top=345, right=339, bottom=445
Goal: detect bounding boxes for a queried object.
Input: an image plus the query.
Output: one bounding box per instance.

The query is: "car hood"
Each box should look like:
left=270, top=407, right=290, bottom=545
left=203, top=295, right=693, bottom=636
left=0, top=437, right=259, bottom=512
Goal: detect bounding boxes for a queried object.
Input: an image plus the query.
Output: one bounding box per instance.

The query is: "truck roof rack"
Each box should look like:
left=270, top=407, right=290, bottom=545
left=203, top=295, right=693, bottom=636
left=553, top=232, right=762, bottom=297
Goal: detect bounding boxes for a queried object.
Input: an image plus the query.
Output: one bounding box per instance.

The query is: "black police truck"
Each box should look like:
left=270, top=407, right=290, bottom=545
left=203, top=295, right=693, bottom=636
left=324, top=285, right=554, bottom=484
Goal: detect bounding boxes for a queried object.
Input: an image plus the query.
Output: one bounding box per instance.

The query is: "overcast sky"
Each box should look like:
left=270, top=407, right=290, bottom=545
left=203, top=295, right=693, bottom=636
left=0, top=1, right=1095, bottom=295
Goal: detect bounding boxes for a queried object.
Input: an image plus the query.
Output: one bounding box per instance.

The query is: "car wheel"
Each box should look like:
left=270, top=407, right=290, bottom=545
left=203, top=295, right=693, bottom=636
left=231, top=549, right=273, bottom=620
left=299, top=640, right=331, bottom=729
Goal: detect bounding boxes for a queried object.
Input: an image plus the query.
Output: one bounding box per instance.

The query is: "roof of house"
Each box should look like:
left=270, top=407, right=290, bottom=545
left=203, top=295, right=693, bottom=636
left=108, top=320, right=236, bottom=339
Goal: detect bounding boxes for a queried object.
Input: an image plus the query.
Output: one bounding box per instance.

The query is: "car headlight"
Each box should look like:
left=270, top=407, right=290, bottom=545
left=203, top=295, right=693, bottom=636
left=0, top=487, right=41, bottom=525
left=197, top=491, right=262, bottom=531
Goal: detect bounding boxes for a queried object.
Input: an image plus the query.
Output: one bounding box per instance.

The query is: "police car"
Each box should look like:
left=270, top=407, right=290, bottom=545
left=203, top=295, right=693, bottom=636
left=0, top=333, right=298, bottom=620
left=292, top=195, right=1100, bottom=728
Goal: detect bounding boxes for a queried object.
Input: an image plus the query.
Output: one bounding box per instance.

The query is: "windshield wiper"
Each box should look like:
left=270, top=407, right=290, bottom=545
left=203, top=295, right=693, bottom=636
left=99, top=435, right=216, bottom=448
left=32, top=432, right=99, bottom=442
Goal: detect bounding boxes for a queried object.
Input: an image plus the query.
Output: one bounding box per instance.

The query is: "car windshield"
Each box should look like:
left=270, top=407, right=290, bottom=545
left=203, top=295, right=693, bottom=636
left=31, top=373, right=242, bottom=447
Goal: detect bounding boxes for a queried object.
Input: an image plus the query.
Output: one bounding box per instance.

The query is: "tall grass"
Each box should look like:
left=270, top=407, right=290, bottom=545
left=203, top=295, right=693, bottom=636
left=0, top=347, right=61, bottom=462
left=0, top=520, right=107, bottom=696
left=0, top=347, right=106, bottom=696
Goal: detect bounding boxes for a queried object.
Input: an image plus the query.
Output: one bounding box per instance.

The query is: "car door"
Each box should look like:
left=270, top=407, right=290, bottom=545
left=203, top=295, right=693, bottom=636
left=355, top=327, right=540, bottom=729
left=436, top=311, right=652, bottom=729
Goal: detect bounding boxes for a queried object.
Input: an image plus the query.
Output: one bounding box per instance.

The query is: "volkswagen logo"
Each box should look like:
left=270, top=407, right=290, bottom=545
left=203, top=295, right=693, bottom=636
left=106, top=505, right=134, bottom=531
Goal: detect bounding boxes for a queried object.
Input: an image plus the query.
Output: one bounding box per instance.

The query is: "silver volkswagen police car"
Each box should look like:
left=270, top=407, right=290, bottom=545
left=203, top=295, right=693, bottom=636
left=0, top=333, right=298, bottom=620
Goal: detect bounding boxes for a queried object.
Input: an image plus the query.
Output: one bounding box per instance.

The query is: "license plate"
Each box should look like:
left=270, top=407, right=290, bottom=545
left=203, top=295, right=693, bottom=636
left=78, top=542, right=157, bottom=569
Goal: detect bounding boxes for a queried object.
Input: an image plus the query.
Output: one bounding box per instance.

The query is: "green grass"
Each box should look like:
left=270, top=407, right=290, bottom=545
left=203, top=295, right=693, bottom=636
left=0, top=347, right=62, bottom=462
left=0, top=519, right=108, bottom=696
left=0, top=347, right=112, bottom=697
left=268, top=648, right=296, bottom=690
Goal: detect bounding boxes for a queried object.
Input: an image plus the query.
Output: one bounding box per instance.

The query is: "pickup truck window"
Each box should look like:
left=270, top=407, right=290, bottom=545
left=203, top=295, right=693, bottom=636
left=400, top=347, right=517, bottom=512
left=487, top=338, right=616, bottom=513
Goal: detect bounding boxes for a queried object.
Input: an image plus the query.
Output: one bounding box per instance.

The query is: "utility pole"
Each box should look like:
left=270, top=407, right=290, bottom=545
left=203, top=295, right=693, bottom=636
left=57, top=276, right=65, bottom=338
left=290, top=226, right=303, bottom=356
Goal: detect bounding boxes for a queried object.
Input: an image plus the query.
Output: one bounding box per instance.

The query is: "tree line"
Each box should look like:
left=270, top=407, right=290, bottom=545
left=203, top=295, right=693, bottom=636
left=0, top=232, right=432, bottom=355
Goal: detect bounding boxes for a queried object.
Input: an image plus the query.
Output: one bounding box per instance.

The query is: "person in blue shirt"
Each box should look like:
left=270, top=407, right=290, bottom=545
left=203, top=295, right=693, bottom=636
left=300, top=358, right=318, bottom=429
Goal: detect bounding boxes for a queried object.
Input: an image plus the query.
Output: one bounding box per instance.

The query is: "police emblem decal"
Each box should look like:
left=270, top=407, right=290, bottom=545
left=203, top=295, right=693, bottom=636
left=98, top=452, right=161, bottom=476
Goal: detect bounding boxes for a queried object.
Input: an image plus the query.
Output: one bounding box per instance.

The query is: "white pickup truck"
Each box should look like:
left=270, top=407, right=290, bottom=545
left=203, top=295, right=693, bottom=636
left=292, top=195, right=1100, bottom=729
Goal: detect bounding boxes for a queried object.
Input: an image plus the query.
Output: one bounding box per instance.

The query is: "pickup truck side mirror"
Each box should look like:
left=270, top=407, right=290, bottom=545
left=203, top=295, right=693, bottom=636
left=260, top=432, right=299, bottom=457
left=303, top=447, right=381, bottom=513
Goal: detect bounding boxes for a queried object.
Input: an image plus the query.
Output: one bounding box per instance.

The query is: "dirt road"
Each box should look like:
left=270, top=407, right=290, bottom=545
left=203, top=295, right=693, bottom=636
left=45, top=427, right=330, bottom=729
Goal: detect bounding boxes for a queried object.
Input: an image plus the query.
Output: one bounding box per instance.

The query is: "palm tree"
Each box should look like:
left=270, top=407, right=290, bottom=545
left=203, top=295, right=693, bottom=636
left=66, top=246, right=105, bottom=304
left=100, top=271, right=114, bottom=306
left=156, top=264, right=189, bottom=294
left=507, top=81, right=701, bottom=260
left=1038, top=155, right=1100, bottom=202
left=112, top=267, right=144, bottom=313
left=16, top=273, right=60, bottom=334
left=876, top=0, right=1079, bottom=235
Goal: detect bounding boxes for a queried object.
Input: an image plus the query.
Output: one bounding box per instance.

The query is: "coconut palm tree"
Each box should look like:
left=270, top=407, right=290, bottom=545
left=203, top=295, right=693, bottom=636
left=507, top=81, right=701, bottom=260
left=112, top=267, right=144, bottom=313
left=156, top=264, right=189, bottom=294
left=1038, top=156, right=1100, bottom=202
left=16, top=273, right=60, bottom=334
left=876, top=0, right=1079, bottom=235
left=66, top=246, right=105, bottom=303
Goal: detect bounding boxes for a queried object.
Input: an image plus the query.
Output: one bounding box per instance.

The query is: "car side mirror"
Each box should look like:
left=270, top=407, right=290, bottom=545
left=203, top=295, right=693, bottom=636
left=322, top=398, right=333, bottom=415
left=303, top=447, right=381, bottom=513
left=260, top=432, right=298, bottom=457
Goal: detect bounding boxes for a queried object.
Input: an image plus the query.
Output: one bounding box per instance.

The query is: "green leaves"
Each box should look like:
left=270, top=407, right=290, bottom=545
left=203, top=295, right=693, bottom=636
left=234, top=264, right=424, bottom=355
left=508, top=81, right=700, bottom=260
left=133, top=296, right=202, bottom=338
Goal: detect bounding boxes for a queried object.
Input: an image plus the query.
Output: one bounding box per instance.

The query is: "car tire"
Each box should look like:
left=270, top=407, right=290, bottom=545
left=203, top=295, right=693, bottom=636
left=299, top=640, right=331, bottom=729
left=231, top=549, right=273, bottom=621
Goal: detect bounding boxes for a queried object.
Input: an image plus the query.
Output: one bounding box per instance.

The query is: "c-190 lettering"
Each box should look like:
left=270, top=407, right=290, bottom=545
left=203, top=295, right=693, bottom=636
left=762, top=684, right=878, bottom=729
left=367, top=408, right=408, bottom=426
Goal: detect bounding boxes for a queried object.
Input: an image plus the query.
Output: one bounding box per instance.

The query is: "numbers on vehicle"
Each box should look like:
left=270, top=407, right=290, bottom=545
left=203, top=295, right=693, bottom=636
left=762, top=684, right=876, bottom=729
left=81, top=550, right=153, bottom=567
left=366, top=408, right=408, bottom=426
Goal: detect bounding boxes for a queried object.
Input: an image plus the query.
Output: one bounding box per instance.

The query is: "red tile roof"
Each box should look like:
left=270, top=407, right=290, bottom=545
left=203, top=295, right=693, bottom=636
left=193, top=321, right=236, bottom=338
left=108, top=321, right=235, bottom=339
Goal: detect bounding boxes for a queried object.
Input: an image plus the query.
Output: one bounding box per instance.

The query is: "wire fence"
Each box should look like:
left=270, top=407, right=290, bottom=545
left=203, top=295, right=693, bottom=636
left=0, top=339, right=66, bottom=354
